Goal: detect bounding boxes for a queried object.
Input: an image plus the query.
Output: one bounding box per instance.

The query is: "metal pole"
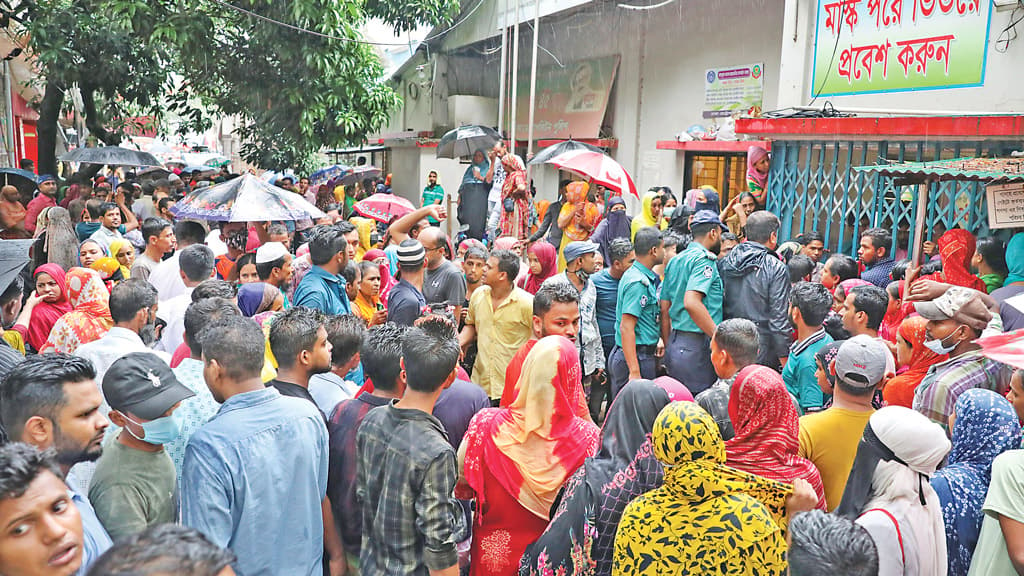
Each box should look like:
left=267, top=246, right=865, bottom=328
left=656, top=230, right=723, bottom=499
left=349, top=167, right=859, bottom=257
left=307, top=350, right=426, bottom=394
left=911, top=179, right=930, bottom=270
left=526, top=0, right=539, bottom=158
left=510, top=0, right=521, bottom=149
left=3, top=62, right=15, bottom=167
left=496, top=0, right=507, bottom=135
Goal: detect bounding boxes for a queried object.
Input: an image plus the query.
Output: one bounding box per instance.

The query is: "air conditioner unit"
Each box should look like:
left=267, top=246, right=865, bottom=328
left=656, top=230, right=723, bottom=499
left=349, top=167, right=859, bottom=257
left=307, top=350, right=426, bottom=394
left=994, top=0, right=1020, bottom=10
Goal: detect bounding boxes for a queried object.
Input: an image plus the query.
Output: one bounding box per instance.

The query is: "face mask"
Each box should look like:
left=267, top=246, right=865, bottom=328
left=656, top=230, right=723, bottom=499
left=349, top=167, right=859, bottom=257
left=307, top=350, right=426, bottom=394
left=664, top=207, right=676, bottom=219
left=923, top=328, right=961, bottom=355
left=123, top=411, right=183, bottom=445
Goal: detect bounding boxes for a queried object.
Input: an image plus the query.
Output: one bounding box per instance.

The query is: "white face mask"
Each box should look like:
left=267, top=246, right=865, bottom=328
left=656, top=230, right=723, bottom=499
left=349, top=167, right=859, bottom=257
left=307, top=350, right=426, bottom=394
left=923, top=328, right=962, bottom=355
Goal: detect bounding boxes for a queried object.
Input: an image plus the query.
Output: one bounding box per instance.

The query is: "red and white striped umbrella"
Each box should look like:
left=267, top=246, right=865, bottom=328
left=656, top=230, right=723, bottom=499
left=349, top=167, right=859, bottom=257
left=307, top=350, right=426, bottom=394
left=976, top=328, right=1024, bottom=370
left=543, top=149, right=638, bottom=197
left=353, top=193, right=416, bottom=223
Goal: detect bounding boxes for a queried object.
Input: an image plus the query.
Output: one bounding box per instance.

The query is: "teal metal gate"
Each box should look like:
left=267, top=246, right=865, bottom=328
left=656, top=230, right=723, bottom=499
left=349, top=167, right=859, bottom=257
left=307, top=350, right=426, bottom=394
left=768, top=140, right=1023, bottom=255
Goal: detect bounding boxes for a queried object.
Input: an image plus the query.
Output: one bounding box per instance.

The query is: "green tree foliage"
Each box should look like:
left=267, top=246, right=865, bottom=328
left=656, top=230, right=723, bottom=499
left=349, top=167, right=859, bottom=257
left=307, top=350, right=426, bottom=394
left=18, top=0, right=457, bottom=174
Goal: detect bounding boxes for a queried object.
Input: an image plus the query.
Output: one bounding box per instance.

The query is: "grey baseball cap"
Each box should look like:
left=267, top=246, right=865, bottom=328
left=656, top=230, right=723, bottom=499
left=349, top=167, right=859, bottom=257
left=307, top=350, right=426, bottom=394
left=834, top=335, right=890, bottom=389
left=102, top=352, right=194, bottom=420
left=914, top=286, right=992, bottom=331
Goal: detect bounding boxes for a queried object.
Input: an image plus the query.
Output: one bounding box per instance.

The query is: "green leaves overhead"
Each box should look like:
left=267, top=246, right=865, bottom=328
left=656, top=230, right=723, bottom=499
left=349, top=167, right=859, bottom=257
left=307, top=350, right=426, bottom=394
left=20, top=0, right=456, bottom=172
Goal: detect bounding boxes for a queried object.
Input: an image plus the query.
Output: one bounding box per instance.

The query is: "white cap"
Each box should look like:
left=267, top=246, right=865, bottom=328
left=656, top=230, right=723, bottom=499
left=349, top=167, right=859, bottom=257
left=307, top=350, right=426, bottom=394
left=255, top=242, right=289, bottom=264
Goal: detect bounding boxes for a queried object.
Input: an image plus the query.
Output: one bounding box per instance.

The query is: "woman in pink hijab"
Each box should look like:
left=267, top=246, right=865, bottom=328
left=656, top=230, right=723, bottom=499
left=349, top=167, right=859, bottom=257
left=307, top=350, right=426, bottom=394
left=746, top=145, right=770, bottom=208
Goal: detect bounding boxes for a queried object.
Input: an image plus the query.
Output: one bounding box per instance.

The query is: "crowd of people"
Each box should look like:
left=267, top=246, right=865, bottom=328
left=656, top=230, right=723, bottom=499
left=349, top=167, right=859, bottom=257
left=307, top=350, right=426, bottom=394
left=0, top=145, right=1022, bottom=576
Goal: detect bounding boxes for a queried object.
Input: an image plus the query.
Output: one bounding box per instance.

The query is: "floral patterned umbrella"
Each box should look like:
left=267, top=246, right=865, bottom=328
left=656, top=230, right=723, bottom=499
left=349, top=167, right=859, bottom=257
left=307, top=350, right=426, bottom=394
left=171, top=174, right=325, bottom=222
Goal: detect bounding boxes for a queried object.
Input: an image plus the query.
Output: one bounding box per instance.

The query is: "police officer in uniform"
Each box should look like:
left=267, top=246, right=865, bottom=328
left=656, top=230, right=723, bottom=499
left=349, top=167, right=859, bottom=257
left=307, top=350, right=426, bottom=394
left=607, top=226, right=664, bottom=397
left=660, top=210, right=726, bottom=395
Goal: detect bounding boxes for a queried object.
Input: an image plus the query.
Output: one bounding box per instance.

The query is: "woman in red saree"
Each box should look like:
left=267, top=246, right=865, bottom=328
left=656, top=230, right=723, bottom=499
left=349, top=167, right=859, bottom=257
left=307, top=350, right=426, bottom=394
left=725, top=365, right=827, bottom=510
left=458, top=336, right=600, bottom=576
left=498, top=154, right=531, bottom=241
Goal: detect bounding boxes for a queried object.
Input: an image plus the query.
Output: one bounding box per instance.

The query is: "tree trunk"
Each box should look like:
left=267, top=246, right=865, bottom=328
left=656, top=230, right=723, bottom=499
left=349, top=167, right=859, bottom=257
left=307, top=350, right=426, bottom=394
left=80, top=83, right=120, bottom=146
left=36, top=80, right=64, bottom=179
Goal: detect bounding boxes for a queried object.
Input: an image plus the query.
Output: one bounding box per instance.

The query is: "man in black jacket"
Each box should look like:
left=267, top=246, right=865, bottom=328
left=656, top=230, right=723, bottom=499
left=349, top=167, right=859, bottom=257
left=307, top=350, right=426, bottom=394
left=718, top=210, right=791, bottom=371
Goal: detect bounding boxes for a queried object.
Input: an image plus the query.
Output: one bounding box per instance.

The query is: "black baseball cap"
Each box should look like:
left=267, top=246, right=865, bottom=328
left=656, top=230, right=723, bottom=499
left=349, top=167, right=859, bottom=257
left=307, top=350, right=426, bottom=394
left=102, top=353, right=194, bottom=420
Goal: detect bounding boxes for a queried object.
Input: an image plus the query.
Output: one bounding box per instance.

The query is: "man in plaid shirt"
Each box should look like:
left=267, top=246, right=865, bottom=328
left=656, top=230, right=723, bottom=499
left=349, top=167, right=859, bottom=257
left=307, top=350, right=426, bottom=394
left=356, top=324, right=464, bottom=576
left=912, top=285, right=1012, bottom=431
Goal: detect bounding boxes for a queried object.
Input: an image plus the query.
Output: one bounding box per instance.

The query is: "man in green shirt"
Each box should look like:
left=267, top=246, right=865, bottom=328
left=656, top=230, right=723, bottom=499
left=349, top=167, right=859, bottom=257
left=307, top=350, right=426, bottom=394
left=90, top=352, right=194, bottom=541
left=660, top=210, right=725, bottom=395
left=608, top=226, right=664, bottom=396
left=782, top=282, right=833, bottom=413
left=422, top=171, right=445, bottom=225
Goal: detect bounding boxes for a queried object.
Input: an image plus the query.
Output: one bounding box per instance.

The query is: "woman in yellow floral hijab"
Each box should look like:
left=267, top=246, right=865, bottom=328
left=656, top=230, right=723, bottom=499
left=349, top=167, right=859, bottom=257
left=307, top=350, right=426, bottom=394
left=613, top=402, right=797, bottom=575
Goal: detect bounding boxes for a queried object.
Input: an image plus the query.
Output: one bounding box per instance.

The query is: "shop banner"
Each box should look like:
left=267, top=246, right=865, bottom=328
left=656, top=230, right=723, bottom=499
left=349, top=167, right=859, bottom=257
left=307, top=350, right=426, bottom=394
left=703, top=63, right=765, bottom=118
left=514, top=55, right=620, bottom=140
left=812, top=0, right=991, bottom=96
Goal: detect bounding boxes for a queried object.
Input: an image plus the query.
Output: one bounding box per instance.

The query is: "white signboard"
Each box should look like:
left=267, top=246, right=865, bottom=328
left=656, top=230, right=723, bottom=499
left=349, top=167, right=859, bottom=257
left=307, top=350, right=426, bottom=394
left=703, top=63, right=765, bottom=119
left=986, top=182, right=1024, bottom=229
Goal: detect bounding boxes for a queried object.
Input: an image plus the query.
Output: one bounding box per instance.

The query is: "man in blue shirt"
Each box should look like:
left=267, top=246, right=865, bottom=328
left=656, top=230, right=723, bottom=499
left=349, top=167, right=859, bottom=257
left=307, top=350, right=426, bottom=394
left=295, top=223, right=354, bottom=315
left=181, top=316, right=331, bottom=576
left=608, top=226, right=664, bottom=397
left=858, top=227, right=896, bottom=288
left=783, top=282, right=834, bottom=413
left=592, top=239, right=634, bottom=359
left=0, top=355, right=113, bottom=575
left=660, top=210, right=726, bottom=395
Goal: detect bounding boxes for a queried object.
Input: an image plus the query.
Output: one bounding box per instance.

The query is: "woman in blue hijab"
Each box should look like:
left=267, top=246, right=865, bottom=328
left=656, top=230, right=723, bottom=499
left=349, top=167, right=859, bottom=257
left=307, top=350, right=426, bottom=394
left=931, top=388, right=1021, bottom=575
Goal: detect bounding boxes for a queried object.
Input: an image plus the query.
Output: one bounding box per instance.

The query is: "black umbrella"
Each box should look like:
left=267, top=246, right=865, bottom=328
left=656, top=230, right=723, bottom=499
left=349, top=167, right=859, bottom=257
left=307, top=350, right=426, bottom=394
left=0, top=168, right=39, bottom=199
left=59, top=146, right=162, bottom=167
left=528, top=139, right=605, bottom=165
left=338, top=165, right=383, bottom=187
left=0, top=239, right=34, bottom=295
left=436, top=125, right=502, bottom=159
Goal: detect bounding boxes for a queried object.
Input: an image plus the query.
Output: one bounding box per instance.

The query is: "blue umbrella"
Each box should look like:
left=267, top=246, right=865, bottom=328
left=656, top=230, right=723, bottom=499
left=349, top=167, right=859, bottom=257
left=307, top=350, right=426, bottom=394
left=309, top=164, right=351, bottom=187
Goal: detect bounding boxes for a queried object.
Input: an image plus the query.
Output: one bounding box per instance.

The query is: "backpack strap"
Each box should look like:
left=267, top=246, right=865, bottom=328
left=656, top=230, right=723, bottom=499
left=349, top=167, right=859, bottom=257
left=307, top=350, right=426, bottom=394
left=863, top=508, right=905, bottom=566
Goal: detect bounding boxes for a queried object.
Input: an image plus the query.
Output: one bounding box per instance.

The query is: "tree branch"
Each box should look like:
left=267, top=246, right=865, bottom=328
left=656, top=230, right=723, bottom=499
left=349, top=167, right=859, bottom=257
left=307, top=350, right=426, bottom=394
left=80, top=82, right=120, bottom=146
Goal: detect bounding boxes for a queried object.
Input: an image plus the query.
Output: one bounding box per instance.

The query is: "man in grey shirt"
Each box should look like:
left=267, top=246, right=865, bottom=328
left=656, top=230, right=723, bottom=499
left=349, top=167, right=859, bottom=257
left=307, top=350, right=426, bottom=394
left=419, top=227, right=467, bottom=322
left=696, top=318, right=759, bottom=441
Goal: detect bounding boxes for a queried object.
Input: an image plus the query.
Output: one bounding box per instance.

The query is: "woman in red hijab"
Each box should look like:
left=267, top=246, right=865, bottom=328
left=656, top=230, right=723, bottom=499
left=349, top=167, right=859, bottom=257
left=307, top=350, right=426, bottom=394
left=922, top=229, right=987, bottom=292
left=13, top=264, right=73, bottom=352
left=883, top=316, right=948, bottom=408
left=458, top=336, right=600, bottom=576
left=517, top=241, right=557, bottom=295
left=725, top=365, right=827, bottom=510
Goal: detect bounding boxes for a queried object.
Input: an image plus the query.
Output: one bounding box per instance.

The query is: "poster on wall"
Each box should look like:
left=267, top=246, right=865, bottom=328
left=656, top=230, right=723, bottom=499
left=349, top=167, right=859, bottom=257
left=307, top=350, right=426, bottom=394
left=513, top=55, right=620, bottom=140
left=987, top=182, right=1024, bottom=229
left=811, top=0, right=992, bottom=96
left=703, top=63, right=765, bottom=118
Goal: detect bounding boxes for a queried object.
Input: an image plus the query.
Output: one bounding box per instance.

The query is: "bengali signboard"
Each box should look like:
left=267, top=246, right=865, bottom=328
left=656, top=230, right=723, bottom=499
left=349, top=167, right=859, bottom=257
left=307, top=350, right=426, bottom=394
left=812, top=0, right=992, bottom=96
left=513, top=55, right=620, bottom=140
left=987, top=182, right=1024, bottom=229
left=703, top=63, right=764, bottom=118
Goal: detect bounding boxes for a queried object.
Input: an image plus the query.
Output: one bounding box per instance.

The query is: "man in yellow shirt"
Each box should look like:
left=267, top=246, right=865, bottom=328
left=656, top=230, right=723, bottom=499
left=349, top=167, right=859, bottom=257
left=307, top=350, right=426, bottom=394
left=459, top=249, right=533, bottom=402
left=798, top=335, right=889, bottom=511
